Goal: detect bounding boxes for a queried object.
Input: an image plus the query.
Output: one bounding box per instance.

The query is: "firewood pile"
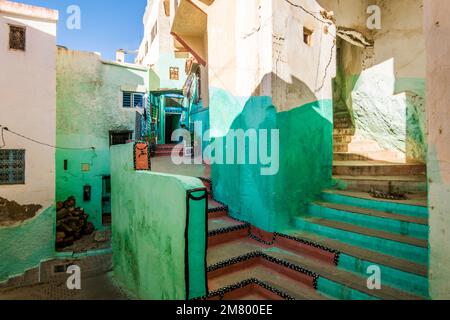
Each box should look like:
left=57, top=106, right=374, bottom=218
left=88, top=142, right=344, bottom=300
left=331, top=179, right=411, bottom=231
left=56, top=196, right=95, bottom=248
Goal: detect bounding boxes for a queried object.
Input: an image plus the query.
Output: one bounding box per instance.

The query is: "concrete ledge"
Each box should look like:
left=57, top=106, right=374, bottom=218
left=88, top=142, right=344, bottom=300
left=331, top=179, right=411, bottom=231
left=0, top=0, right=59, bottom=22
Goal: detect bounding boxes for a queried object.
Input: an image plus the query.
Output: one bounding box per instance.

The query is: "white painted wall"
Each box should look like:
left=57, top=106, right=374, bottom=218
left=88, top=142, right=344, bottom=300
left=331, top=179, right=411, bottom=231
left=137, top=0, right=186, bottom=89
left=425, top=0, right=450, bottom=300
left=205, top=0, right=335, bottom=109
left=0, top=2, right=58, bottom=208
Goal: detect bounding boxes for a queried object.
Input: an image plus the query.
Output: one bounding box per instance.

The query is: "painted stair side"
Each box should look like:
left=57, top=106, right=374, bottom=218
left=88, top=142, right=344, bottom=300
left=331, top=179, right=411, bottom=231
left=284, top=230, right=429, bottom=297
left=321, top=190, right=428, bottom=218
left=293, top=217, right=428, bottom=265
left=206, top=208, right=425, bottom=299
left=309, top=201, right=428, bottom=239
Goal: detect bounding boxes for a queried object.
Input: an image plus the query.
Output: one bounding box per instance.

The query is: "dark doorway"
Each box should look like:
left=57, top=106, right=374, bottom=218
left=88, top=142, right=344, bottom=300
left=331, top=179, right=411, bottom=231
left=165, top=114, right=181, bottom=144
left=102, top=176, right=111, bottom=226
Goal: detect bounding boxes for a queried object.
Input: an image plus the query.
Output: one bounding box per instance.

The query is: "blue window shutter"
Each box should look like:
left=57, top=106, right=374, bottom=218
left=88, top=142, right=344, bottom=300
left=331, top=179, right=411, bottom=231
left=123, top=92, right=132, bottom=108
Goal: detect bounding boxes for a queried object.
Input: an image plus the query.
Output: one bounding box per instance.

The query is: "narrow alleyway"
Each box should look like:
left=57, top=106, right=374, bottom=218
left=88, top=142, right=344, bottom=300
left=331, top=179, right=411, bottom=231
left=0, top=272, right=129, bottom=300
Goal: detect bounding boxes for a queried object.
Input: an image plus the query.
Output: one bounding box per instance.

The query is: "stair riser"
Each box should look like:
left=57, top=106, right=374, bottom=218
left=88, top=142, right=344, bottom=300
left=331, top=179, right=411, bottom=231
left=338, top=254, right=429, bottom=297
left=308, top=204, right=428, bottom=240
left=322, top=192, right=428, bottom=218
left=334, top=129, right=355, bottom=136
left=207, top=284, right=286, bottom=300
left=336, top=179, right=427, bottom=193
left=334, top=153, right=369, bottom=161
left=208, top=210, right=228, bottom=219
left=333, top=165, right=426, bottom=177
left=275, top=237, right=337, bottom=265
left=294, top=219, right=428, bottom=265
left=334, top=136, right=353, bottom=144
left=334, top=145, right=349, bottom=153
left=317, top=277, right=379, bottom=300
left=208, top=228, right=249, bottom=247
left=208, top=257, right=317, bottom=290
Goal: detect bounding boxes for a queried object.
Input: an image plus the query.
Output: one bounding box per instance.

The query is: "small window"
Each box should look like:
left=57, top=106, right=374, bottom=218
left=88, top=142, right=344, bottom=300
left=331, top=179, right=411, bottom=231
left=303, top=27, right=313, bottom=46
left=0, top=150, right=25, bottom=185
left=170, top=67, right=179, bottom=80
left=109, top=131, right=133, bottom=146
left=9, top=25, right=26, bottom=51
left=123, top=92, right=144, bottom=108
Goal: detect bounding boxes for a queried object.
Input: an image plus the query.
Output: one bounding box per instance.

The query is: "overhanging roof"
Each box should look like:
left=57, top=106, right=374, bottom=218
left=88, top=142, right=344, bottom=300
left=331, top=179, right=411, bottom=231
left=171, top=0, right=208, bottom=66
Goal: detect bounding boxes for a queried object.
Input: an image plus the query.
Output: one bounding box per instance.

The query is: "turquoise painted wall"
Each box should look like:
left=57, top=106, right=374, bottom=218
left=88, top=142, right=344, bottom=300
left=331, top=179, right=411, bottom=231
left=209, top=88, right=333, bottom=232
left=56, top=48, right=149, bottom=229
left=111, top=144, right=207, bottom=300
left=0, top=206, right=55, bottom=282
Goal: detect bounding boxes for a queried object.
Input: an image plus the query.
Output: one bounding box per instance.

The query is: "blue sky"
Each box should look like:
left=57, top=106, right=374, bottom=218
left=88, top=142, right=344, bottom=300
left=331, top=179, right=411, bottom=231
left=18, top=0, right=147, bottom=62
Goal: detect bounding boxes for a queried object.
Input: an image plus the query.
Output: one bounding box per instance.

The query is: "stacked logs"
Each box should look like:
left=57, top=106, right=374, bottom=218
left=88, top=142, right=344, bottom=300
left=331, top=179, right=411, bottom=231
left=56, top=196, right=95, bottom=248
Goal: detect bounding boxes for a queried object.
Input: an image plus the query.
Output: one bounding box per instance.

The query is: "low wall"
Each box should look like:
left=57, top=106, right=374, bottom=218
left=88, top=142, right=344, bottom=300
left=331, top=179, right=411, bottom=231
left=0, top=206, right=56, bottom=283
left=111, top=144, right=207, bottom=300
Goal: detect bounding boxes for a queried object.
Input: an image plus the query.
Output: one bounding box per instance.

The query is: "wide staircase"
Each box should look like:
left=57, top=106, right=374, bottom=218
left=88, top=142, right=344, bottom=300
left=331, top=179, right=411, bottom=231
left=197, top=177, right=429, bottom=300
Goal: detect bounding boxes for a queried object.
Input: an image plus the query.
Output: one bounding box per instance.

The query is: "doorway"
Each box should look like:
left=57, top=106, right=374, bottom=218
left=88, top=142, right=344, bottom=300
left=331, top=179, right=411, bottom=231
left=165, top=113, right=181, bottom=144
left=102, top=176, right=111, bottom=226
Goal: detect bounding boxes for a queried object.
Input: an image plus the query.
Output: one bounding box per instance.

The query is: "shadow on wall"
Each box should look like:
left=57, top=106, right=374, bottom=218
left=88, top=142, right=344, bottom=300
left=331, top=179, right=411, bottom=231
left=211, top=73, right=333, bottom=232
left=56, top=48, right=149, bottom=230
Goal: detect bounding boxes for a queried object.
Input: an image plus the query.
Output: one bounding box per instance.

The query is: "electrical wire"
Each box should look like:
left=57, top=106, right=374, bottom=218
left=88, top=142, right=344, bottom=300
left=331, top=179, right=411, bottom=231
left=0, top=125, right=95, bottom=151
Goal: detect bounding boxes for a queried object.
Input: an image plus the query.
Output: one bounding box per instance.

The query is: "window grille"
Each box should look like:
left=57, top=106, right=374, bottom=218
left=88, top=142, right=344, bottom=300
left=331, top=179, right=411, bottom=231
left=0, top=150, right=25, bottom=185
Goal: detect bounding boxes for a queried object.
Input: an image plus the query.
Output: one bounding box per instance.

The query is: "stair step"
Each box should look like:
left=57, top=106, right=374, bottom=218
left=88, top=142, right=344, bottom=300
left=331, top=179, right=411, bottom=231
left=208, top=264, right=328, bottom=300
left=208, top=240, right=422, bottom=300
left=309, top=202, right=428, bottom=239
left=334, top=175, right=427, bottom=193
left=306, top=218, right=427, bottom=247
left=333, top=128, right=355, bottom=136
left=334, top=144, right=349, bottom=153
left=294, top=217, right=428, bottom=264
left=205, top=279, right=294, bottom=300
left=333, top=161, right=426, bottom=176
left=207, top=241, right=328, bottom=300
left=284, top=230, right=427, bottom=277
left=268, top=249, right=424, bottom=300
left=322, top=189, right=428, bottom=218
left=208, top=217, right=249, bottom=247
left=280, top=230, right=428, bottom=297
left=333, top=136, right=353, bottom=144
left=208, top=199, right=228, bottom=218
left=312, top=201, right=428, bottom=226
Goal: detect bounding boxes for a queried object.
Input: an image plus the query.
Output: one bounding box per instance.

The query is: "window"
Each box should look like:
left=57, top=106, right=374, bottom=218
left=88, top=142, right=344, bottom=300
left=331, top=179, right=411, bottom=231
left=170, top=67, right=180, bottom=80
left=303, top=27, right=313, bottom=46
left=196, top=68, right=202, bottom=103
left=150, top=23, right=158, bottom=45
left=109, top=131, right=133, bottom=146
left=123, top=92, right=144, bottom=108
left=0, top=150, right=25, bottom=185
left=9, top=25, right=26, bottom=51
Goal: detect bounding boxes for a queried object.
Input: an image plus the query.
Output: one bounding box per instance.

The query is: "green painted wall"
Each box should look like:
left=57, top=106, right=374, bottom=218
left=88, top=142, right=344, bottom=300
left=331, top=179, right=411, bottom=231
left=0, top=206, right=55, bottom=282
left=111, top=144, right=206, bottom=300
left=210, top=88, right=333, bottom=232
left=56, top=48, right=149, bottom=229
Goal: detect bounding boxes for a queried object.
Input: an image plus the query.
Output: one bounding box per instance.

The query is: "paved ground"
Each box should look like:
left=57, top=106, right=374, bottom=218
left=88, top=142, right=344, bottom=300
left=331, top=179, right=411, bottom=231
left=152, top=156, right=209, bottom=178
left=0, top=272, right=130, bottom=300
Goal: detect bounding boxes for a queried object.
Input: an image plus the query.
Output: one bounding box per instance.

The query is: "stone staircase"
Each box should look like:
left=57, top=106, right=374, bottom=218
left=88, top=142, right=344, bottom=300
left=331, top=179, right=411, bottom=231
left=153, top=144, right=184, bottom=157
left=333, top=111, right=427, bottom=193
left=197, top=179, right=429, bottom=300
